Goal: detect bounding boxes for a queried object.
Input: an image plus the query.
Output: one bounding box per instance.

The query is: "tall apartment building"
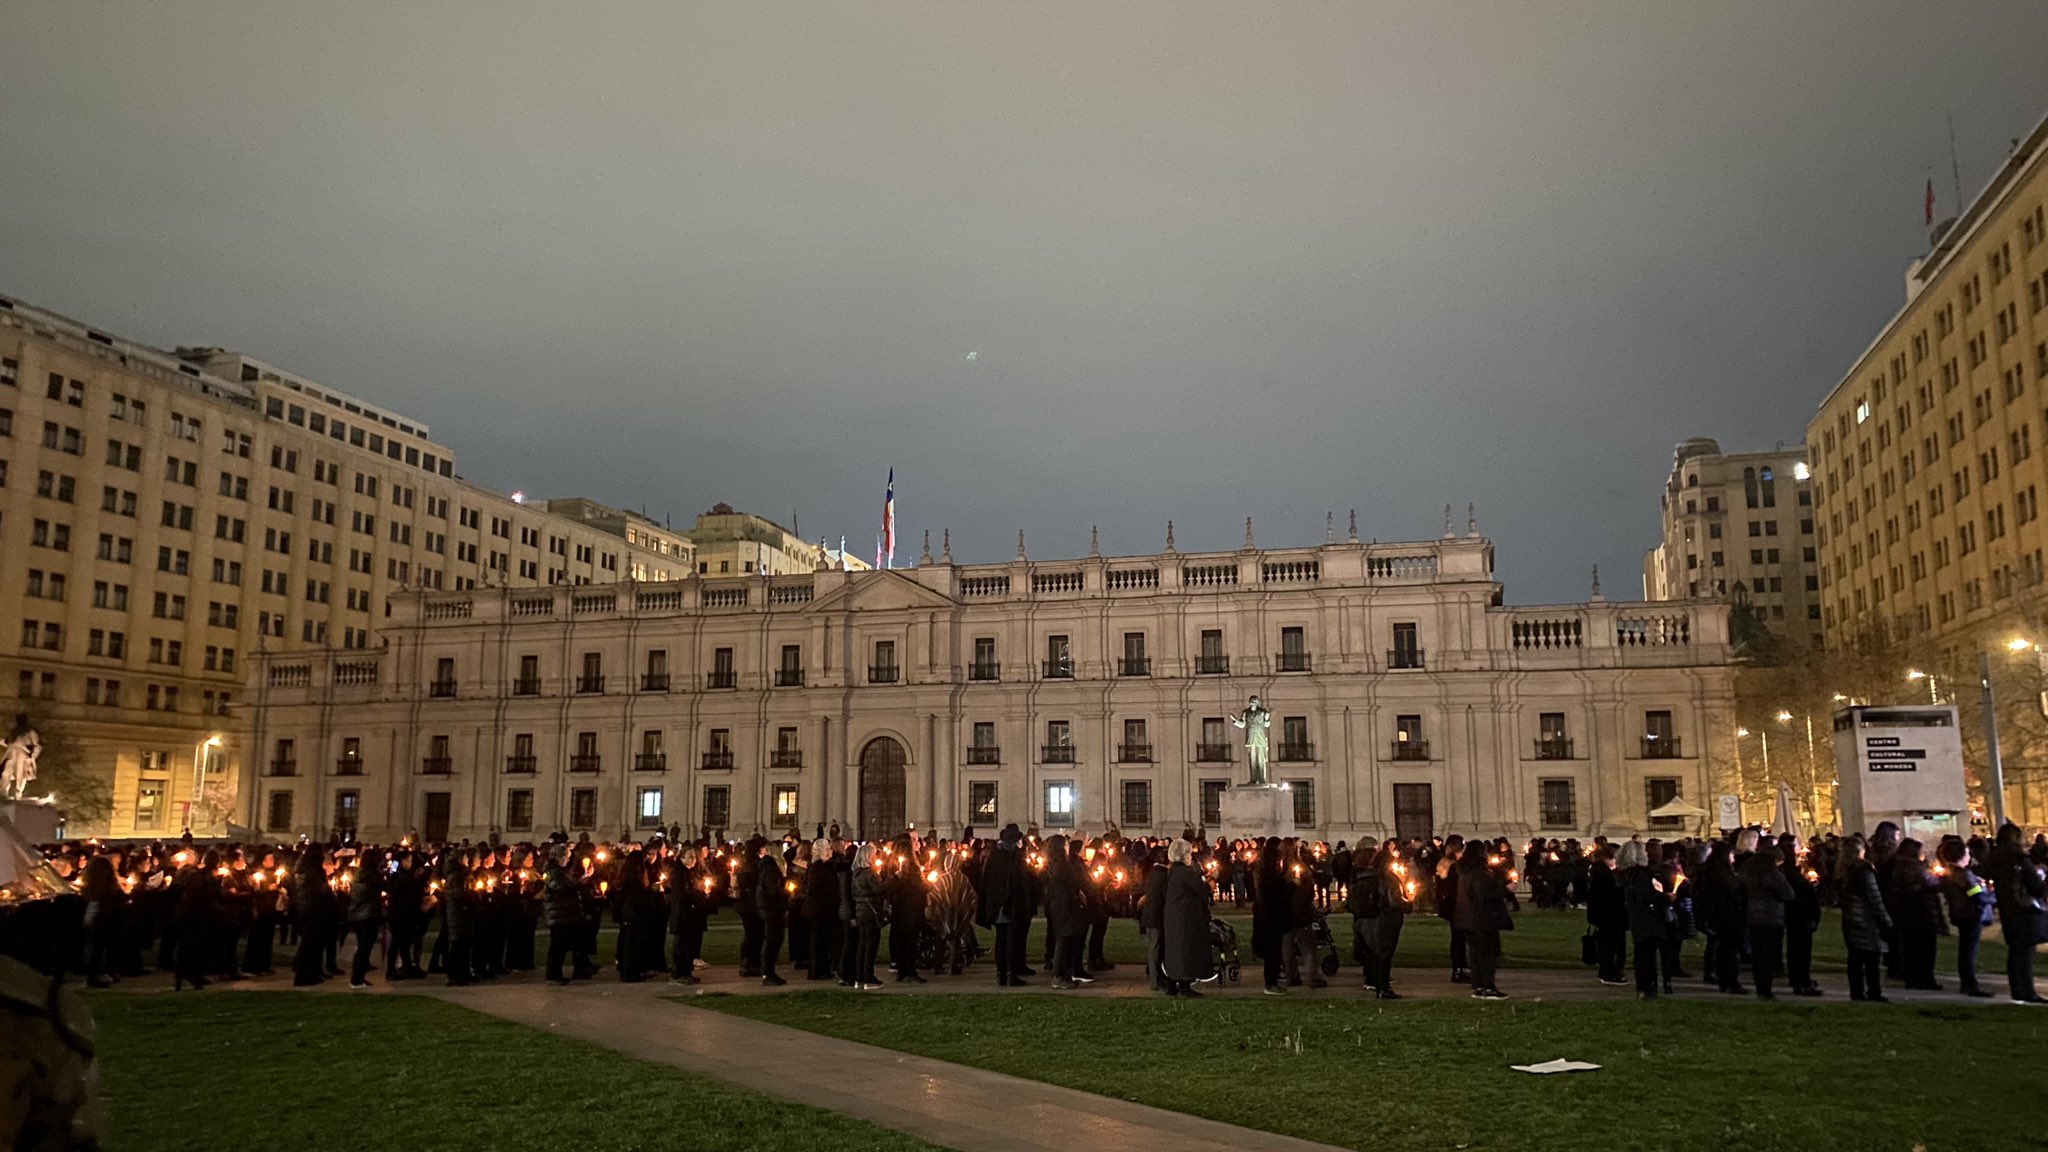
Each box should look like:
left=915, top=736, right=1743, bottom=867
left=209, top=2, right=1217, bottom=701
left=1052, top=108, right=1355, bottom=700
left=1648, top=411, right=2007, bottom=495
left=247, top=529, right=1738, bottom=845
left=689, top=503, right=873, bottom=577
left=1810, top=111, right=2048, bottom=648
left=0, top=292, right=693, bottom=836
left=1643, top=438, right=1821, bottom=644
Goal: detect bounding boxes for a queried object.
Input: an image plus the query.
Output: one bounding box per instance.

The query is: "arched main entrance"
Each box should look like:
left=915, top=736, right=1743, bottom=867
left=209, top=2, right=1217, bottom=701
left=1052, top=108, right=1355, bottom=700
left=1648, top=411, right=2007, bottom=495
left=859, top=736, right=908, bottom=842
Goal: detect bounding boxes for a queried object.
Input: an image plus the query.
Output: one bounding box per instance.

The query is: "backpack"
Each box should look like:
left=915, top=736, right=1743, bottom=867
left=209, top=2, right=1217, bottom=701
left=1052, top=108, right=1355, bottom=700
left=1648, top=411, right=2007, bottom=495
left=1347, top=872, right=1385, bottom=920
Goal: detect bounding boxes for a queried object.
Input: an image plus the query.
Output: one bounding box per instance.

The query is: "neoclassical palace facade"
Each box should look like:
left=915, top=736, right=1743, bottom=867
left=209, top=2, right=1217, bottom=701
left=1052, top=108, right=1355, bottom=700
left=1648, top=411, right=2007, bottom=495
left=244, top=530, right=1738, bottom=844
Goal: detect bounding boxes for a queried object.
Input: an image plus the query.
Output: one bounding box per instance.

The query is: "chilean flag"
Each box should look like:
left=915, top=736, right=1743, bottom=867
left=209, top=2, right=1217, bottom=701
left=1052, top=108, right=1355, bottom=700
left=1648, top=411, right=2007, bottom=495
left=881, top=468, right=896, bottom=568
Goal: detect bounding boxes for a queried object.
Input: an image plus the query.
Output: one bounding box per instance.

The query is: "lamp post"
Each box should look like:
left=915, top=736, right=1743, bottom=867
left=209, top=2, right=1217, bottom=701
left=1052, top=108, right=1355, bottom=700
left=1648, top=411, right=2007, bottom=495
left=192, top=734, right=223, bottom=831
left=1977, top=638, right=2036, bottom=831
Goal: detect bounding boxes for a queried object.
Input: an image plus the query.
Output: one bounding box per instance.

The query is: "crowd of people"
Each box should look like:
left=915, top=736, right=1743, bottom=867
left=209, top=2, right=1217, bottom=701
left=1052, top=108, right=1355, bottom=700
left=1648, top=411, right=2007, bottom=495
left=26, top=817, right=2048, bottom=1005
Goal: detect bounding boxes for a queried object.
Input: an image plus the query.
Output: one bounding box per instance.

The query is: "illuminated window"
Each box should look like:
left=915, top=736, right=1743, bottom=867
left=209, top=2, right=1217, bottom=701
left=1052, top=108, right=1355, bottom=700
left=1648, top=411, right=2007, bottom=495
left=1044, top=780, right=1076, bottom=829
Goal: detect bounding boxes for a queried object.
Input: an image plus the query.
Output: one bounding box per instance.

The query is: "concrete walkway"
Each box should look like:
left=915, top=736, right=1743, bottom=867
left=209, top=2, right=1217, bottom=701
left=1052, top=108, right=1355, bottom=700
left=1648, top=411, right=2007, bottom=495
left=420, top=978, right=1349, bottom=1152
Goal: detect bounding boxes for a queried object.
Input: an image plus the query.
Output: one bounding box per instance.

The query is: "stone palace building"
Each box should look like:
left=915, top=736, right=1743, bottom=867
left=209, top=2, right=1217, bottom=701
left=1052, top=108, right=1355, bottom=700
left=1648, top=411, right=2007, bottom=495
left=245, top=522, right=1738, bottom=844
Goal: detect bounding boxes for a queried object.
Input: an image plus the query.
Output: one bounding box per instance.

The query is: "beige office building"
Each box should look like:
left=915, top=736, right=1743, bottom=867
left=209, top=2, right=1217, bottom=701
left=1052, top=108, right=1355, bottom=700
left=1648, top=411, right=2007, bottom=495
left=246, top=527, right=1738, bottom=845
left=1809, top=113, right=2048, bottom=650
left=0, top=292, right=693, bottom=837
left=689, top=503, right=872, bottom=578
left=1643, top=438, right=1820, bottom=643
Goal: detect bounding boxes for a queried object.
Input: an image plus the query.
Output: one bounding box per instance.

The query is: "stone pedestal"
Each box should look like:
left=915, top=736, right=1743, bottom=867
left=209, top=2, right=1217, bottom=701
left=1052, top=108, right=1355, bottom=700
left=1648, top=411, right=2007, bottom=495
left=0, top=798, right=63, bottom=842
left=1218, top=784, right=1295, bottom=840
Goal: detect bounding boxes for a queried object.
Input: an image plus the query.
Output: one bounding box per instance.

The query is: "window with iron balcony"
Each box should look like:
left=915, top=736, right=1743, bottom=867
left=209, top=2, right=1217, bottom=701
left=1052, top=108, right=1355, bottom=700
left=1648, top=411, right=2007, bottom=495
left=1195, top=654, right=1230, bottom=675
left=504, top=754, right=537, bottom=774
left=641, top=671, right=671, bottom=692
left=868, top=663, right=899, bottom=684
left=966, top=745, right=1001, bottom=765
left=429, top=679, right=456, bottom=699
left=420, top=755, right=452, bottom=775
left=265, top=755, right=297, bottom=777
left=334, top=756, right=364, bottom=776
left=775, top=667, right=805, bottom=687
left=1117, top=656, right=1151, bottom=677
left=568, top=753, right=601, bottom=772
left=1041, top=743, right=1075, bottom=763
left=633, top=752, right=666, bottom=772
left=1041, top=658, right=1074, bottom=679
left=1117, top=742, right=1153, bottom=762
left=1275, top=651, right=1312, bottom=673
left=575, top=674, right=604, bottom=694
left=770, top=749, right=804, bottom=768
left=1534, top=737, right=1574, bottom=759
left=705, top=669, right=736, bottom=689
left=1391, top=739, right=1430, bottom=761
left=701, top=749, right=735, bottom=770
left=1195, top=742, right=1233, bottom=762
left=1639, top=735, right=1684, bottom=759
left=1277, top=741, right=1315, bottom=762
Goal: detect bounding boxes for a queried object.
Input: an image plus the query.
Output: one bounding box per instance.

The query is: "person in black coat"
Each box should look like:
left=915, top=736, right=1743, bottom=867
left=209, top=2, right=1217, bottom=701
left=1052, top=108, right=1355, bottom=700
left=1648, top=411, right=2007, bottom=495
left=885, top=840, right=927, bottom=984
left=1887, top=839, right=1948, bottom=991
left=756, top=840, right=791, bottom=986
left=1585, top=846, right=1628, bottom=986
left=343, top=848, right=385, bottom=988
left=1937, top=836, right=1995, bottom=998
left=1349, top=840, right=1413, bottom=1000
left=735, top=839, right=765, bottom=978
left=1695, top=840, right=1745, bottom=993
left=803, top=840, right=842, bottom=982
left=290, top=844, right=338, bottom=988
left=383, top=852, right=427, bottom=980
left=1041, top=836, right=1090, bottom=989
left=976, top=825, right=1036, bottom=987
left=1435, top=834, right=1467, bottom=983
left=1618, top=840, right=1668, bottom=998
left=1987, top=822, right=2047, bottom=1003
left=1778, top=835, right=1823, bottom=997
left=1738, top=845, right=1794, bottom=998
left=1453, top=843, right=1513, bottom=999
left=1252, top=839, right=1293, bottom=995
left=542, top=844, right=593, bottom=985
left=1139, top=847, right=1171, bottom=993
left=172, top=851, right=224, bottom=992
left=1161, top=839, right=1215, bottom=996
left=1835, top=835, right=1892, bottom=1002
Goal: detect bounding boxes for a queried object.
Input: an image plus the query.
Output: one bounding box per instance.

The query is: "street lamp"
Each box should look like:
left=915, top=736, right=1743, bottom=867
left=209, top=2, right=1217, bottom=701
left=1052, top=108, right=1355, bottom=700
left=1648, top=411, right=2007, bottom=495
left=1975, top=639, right=2030, bottom=830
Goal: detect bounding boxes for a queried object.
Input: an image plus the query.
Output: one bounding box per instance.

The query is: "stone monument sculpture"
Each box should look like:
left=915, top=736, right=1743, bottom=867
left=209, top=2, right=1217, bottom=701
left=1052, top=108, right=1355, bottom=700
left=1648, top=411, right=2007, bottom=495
left=1230, top=695, right=1272, bottom=787
left=0, top=715, right=42, bottom=801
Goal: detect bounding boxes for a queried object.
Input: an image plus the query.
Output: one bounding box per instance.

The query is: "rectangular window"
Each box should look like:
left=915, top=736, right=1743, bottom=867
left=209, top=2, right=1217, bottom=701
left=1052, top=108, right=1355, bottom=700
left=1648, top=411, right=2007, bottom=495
left=133, top=782, right=165, bottom=831
left=1044, top=780, right=1076, bottom=829
left=1390, top=622, right=1422, bottom=668
left=334, top=790, right=360, bottom=836
left=870, top=640, right=898, bottom=683
left=569, top=788, right=599, bottom=830
left=1119, top=718, right=1150, bottom=762
left=702, top=785, right=732, bottom=830
left=1646, top=777, right=1683, bottom=829
left=969, top=780, right=999, bottom=826
left=636, top=786, right=665, bottom=829
left=264, top=790, right=294, bottom=833
left=970, top=636, right=998, bottom=680
left=1539, top=779, right=1576, bottom=829
left=1289, top=780, right=1315, bottom=827
left=1536, top=712, right=1571, bottom=758
left=1197, top=628, right=1227, bottom=674
left=1642, top=710, right=1679, bottom=757
left=1119, top=779, right=1153, bottom=827
left=772, top=784, right=800, bottom=828
left=1119, top=632, right=1149, bottom=676
left=1043, top=634, right=1072, bottom=678
left=968, top=721, right=999, bottom=764
left=1393, top=713, right=1427, bottom=759
left=777, top=644, right=802, bottom=686
left=708, top=646, right=735, bottom=689
left=1200, top=779, right=1226, bottom=827
left=506, top=789, right=535, bottom=831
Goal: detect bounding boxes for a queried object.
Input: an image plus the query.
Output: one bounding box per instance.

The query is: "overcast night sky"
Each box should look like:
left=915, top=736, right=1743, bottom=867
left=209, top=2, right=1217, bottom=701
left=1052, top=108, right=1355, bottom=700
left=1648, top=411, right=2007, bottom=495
left=4, top=4, right=2046, bottom=602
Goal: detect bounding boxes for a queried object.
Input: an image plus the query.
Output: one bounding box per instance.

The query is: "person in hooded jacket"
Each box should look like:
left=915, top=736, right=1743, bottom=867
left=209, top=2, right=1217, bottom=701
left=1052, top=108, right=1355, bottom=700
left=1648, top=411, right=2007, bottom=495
left=1836, top=835, right=1892, bottom=1002
left=976, top=825, right=1035, bottom=987
left=1738, top=844, right=1794, bottom=999
left=1888, top=838, right=1948, bottom=991
left=1986, top=822, right=2047, bottom=1003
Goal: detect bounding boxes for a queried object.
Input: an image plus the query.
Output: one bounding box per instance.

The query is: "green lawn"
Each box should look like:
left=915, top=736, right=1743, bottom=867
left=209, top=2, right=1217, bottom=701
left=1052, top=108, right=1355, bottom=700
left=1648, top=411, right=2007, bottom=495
left=92, top=993, right=942, bottom=1152
left=675, top=905, right=2008, bottom=977
left=706, top=991, right=2048, bottom=1152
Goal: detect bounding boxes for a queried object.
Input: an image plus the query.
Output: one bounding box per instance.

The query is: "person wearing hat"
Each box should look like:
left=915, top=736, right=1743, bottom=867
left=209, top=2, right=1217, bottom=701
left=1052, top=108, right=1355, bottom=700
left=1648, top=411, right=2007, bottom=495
left=976, top=824, right=1035, bottom=986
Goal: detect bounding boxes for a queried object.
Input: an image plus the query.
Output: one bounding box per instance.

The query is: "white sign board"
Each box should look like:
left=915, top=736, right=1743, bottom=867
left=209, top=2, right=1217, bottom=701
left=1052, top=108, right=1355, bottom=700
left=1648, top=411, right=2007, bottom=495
left=1716, top=794, right=1741, bottom=830
left=1831, top=705, right=1967, bottom=835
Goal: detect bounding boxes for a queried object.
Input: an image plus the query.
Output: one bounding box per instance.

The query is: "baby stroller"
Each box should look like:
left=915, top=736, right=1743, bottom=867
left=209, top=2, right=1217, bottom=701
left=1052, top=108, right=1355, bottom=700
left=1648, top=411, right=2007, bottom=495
left=1310, top=913, right=1341, bottom=977
left=1209, top=917, right=1242, bottom=983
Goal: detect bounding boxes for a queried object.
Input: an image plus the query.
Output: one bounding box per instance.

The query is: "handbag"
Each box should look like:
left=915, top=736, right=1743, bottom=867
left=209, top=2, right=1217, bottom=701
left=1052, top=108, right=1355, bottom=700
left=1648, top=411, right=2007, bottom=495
left=1580, top=930, right=1598, bottom=966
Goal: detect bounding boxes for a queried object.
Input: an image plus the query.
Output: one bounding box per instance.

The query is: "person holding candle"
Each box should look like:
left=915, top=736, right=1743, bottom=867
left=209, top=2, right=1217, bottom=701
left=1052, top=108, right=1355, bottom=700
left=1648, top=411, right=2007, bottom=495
left=342, top=848, right=385, bottom=989
left=542, top=843, right=593, bottom=986
left=1618, top=840, right=1667, bottom=999
left=803, top=839, right=843, bottom=982
left=884, top=838, right=926, bottom=984
left=290, top=845, right=337, bottom=988
left=1887, top=839, right=1947, bottom=992
left=1585, top=844, right=1628, bottom=987
left=1777, top=834, right=1822, bottom=997
left=1351, top=840, right=1413, bottom=999
left=1836, top=835, right=1892, bottom=1002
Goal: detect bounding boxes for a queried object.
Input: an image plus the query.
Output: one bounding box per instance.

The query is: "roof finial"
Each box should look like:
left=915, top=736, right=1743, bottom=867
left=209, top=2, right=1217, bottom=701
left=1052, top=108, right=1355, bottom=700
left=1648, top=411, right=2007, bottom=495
left=1590, top=565, right=1605, bottom=601
left=1443, top=504, right=1455, bottom=539
left=1348, top=509, right=1358, bottom=543
left=1089, top=525, right=1100, bottom=557
left=1165, top=520, right=1176, bottom=552
left=941, top=528, right=952, bottom=564
left=1016, top=529, right=1027, bottom=561
left=919, top=529, right=932, bottom=565
left=1325, top=511, right=1334, bottom=544
left=1243, top=516, right=1255, bottom=551
left=1466, top=502, right=1478, bottom=538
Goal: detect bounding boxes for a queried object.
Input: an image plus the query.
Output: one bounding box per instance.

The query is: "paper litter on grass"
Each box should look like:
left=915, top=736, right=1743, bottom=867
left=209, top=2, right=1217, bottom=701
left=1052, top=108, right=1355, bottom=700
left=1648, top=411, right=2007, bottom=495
left=1509, top=1058, right=1601, bottom=1074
